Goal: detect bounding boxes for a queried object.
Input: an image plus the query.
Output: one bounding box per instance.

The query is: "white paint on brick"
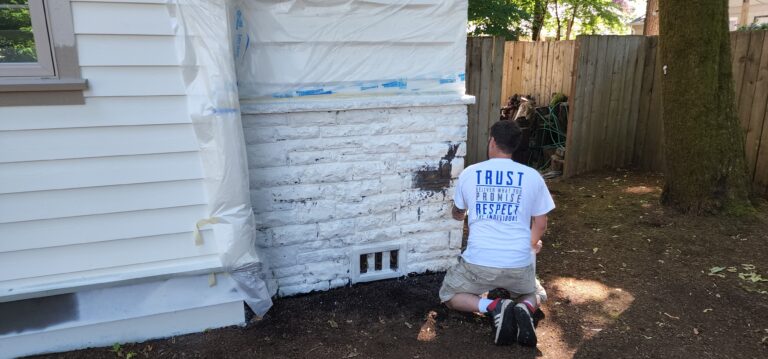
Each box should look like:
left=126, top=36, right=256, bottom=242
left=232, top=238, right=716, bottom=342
left=245, top=105, right=467, bottom=297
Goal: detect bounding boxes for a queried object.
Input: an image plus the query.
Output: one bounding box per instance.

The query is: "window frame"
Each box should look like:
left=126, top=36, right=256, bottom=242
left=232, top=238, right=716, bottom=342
left=0, top=0, right=87, bottom=106
left=0, top=0, right=54, bottom=77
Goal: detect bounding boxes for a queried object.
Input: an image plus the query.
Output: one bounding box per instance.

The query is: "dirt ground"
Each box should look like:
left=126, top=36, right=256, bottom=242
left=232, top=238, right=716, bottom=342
left=35, top=171, right=768, bottom=359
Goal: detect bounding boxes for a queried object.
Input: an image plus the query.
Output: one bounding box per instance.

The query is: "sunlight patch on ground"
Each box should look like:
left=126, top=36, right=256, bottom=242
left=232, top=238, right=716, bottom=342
left=536, top=318, right=577, bottom=358
left=624, top=185, right=659, bottom=195
left=549, top=278, right=633, bottom=306
left=547, top=277, right=635, bottom=342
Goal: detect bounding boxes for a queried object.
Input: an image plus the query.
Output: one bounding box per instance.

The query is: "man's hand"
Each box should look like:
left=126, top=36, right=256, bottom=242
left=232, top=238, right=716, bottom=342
left=531, top=214, right=547, bottom=254
left=533, top=239, right=543, bottom=254
left=451, top=204, right=466, bottom=221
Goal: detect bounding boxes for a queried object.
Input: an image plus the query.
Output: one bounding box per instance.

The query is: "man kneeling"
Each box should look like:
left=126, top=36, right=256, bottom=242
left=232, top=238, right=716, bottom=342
left=440, top=120, right=555, bottom=347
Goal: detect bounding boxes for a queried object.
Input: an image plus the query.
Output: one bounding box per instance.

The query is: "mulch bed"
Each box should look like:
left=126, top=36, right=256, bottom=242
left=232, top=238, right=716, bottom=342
left=35, top=171, right=768, bottom=359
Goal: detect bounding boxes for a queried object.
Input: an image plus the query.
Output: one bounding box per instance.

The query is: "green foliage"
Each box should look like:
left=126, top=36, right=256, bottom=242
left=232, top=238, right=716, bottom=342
left=110, top=343, right=137, bottom=359
left=737, top=23, right=768, bottom=32
left=576, top=0, right=627, bottom=34
left=468, top=0, right=531, bottom=40
left=0, top=0, right=37, bottom=62
left=548, top=0, right=629, bottom=38
left=468, top=0, right=629, bottom=40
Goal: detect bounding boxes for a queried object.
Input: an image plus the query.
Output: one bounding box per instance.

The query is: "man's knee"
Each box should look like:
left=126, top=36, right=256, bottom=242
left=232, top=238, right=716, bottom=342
left=444, top=298, right=456, bottom=310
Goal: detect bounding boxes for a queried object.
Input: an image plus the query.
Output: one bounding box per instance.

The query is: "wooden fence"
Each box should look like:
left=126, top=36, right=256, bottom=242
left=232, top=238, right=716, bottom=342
left=500, top=40, right=576, bottom=107
left=465, top=36, right=504, bottom=166
left=731, top=31, right=768, bottom=196
left=565, top=32, right=768, bottom=195
left=566, top=35, right=663, bottom=176
left=465, top=32, right=768, bottom=195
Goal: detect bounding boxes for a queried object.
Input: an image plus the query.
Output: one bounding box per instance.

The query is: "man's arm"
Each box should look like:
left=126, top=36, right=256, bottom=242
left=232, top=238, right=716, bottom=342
left=451, top=203, right=466, bottom=221
left=531, top=214, right=548, bottom=253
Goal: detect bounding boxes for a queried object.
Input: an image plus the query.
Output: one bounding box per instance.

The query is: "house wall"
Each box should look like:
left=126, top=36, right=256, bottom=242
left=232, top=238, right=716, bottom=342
left=730, top=1, right=768, bottom=28
left=0, top=0, right=220, bottom=301
left=243, top=104, right=468, bottom=296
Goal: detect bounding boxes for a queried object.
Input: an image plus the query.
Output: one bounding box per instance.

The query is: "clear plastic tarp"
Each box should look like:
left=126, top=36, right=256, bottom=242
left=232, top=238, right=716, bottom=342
left=172, top=0, right=273, bottom=316
left=230, top=0, right=468, bottom=102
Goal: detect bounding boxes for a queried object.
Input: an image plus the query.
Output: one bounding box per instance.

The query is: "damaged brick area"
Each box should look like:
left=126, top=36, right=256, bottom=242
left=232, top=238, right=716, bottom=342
left=413, top=143, right=460, bottom=193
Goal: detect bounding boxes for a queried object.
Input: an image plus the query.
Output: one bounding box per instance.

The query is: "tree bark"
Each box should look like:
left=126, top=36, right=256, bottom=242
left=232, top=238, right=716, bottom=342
left=644, top=0, right=659, bottom=35
left=531, top=0, right=548, bottom=41
left=658, top=0, right=752, bottom=214
left=565, top=5, right=577, bottom=40
left=554, top=0, right=561, bottom=41
left=739, top=0, right=751, bottom=26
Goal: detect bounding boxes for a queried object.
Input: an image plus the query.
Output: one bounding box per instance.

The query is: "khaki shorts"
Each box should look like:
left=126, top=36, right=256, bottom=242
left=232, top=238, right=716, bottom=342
left=439, top=257, right=547, bottom=303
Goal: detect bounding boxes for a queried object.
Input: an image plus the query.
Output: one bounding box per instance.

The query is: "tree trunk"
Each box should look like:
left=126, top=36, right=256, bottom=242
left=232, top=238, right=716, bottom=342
left=531, top=0, right=548, bottom=41
left=644, top=0, right=659, bottom=35
left=739, top=0, right=751, bottom=26
left=554, top=0, right=561, bottom=41
left=658, top=0, right=752, bottom=214
left=565, top=5, right=577, bottom=40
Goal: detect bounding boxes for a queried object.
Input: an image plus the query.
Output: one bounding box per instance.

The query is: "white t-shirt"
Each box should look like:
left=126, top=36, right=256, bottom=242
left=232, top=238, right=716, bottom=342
left=453, top=158, right=555, bottom=268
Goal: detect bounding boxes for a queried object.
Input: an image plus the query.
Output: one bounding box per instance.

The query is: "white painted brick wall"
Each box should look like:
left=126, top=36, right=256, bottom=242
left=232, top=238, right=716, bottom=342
left=243, top=105, right=467, bottom=297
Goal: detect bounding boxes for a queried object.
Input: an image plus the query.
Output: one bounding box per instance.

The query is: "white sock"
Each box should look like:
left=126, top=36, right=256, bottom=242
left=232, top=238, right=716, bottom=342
left=478, top=298, right=494, bottom=312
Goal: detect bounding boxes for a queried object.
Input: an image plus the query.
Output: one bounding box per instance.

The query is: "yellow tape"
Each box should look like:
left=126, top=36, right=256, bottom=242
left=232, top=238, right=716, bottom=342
left=194, top=217, right=220, bottom=246
left=208, top=272, right=217, bottom=287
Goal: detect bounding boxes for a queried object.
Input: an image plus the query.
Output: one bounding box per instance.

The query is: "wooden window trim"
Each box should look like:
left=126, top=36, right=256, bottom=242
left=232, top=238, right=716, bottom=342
left=0, top=0, right=87, bottom=106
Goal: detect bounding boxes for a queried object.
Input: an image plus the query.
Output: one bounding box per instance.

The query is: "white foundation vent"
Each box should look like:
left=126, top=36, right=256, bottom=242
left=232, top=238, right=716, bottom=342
left=350, top=243, right=406, bottom=283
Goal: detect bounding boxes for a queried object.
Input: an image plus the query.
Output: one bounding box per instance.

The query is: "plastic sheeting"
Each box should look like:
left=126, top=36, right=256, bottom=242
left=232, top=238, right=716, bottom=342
left=171, top=0, right=272, bottom=316
left=230, top=0, right=468, bottom=102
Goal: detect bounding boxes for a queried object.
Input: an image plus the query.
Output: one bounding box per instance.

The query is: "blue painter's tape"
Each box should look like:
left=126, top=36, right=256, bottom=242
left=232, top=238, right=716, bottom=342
left=272, top=92, right=294, bottom=98
left=235, top=10, right=244, bottom=29
left=234, top=34, right=242, bottom=58
left=459, top=73, right=465, bottom=81
left=439, top=78, right=456, bottom=84
left=382, top=80, right=407, bottom=89
left=212, top=108, right=238, bottom=115
left=296, top=88, right=333, bottom=96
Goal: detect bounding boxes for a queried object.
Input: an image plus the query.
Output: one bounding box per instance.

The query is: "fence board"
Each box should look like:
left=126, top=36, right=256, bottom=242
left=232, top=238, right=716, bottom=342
left=739, top=32, right=765, bottom=132
left=614, top=38, right=637, bottom=167
left=501, top=41, right=514, bottom=105
left=564, top=38, right=583, bottom=177
left=745, top=32, right=768, bottom=179
left=465, top=37, right=505, bottom=166
left=606, top=37, right=629, bottom=167
left=733, top=32, right=751, bottom=106
left=577, top=36, right=600, bottom=174
left=625, top=36, right=647, bottom=166
left=476, top=38, right=493, bottom=164
left=754, top=117, right=768, bottom=195
left=633, top=37, right=656, bottom=168
left=545, top=42, right=556, bottom=102
left=587, top=36, right=612, bottom=171
left=491, top=36, right=505, bottom=124
left=466, top=38, right=481, bottom=165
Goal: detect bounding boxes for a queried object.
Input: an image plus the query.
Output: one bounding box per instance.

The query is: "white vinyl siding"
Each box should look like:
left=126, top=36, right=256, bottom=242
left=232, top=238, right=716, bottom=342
left=0, top=205, right=209, bottom=252
left=77, top=35, right=178, bottom=66
left=0, top=96, right=189, bottom=131
left=0, top=0, right=218, bottom=299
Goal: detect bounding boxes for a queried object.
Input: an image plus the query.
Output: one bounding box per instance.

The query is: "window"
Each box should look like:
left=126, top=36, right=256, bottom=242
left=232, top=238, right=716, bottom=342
left=0, top=0, right=86, bottom=106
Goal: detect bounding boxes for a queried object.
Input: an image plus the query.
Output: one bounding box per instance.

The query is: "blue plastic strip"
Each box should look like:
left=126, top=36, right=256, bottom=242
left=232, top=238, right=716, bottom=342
left=296, top=89, right=334, bottom=96
left=382, top=80, right=407, bottom=89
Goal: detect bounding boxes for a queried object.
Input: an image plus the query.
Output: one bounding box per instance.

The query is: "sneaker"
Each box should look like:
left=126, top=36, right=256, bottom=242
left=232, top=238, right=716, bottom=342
left=513, top=303, right=537, bottom=347
left=486, top=298, right=517, bottom=345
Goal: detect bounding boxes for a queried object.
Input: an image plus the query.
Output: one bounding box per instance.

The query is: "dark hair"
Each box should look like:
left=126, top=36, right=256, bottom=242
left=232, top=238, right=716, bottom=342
left=490, top=120, right=522, bottom=154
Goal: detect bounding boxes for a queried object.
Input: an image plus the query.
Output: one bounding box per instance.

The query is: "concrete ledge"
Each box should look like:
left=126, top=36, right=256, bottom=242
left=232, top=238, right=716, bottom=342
left=0, top=274, right=244, bottom=359
left=1, top=301, right=243, bottom=359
